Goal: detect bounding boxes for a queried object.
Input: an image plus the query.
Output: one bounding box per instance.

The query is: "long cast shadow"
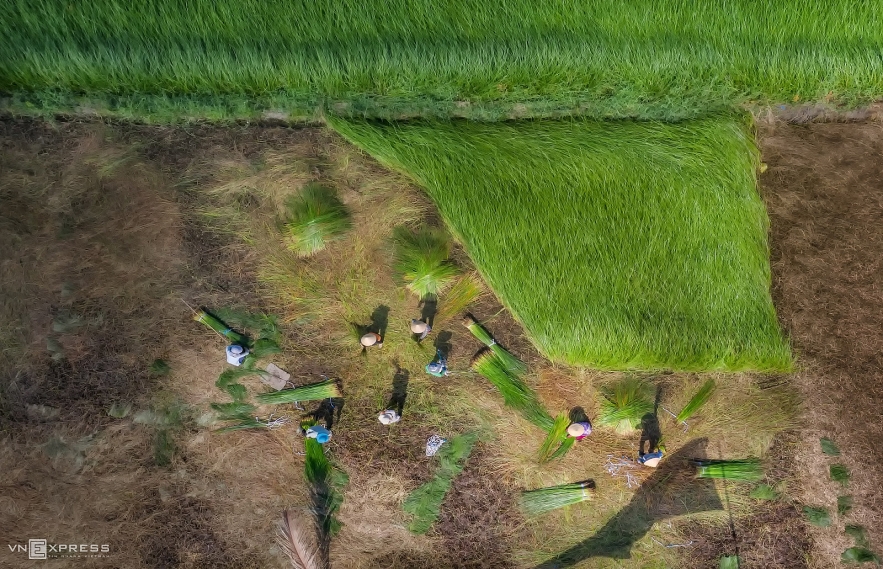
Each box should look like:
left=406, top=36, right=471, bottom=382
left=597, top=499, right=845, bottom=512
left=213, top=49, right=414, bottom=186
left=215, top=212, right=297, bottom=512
left=370, top=305, right=390, bottom=338
left=387, top=364, right=409, bottom=415
left=534, top=438, right=722, bottom=568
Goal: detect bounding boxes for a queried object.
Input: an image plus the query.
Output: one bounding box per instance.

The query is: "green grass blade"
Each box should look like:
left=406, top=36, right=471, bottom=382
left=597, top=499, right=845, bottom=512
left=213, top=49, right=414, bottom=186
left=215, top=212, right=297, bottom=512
left=597, top=377, right=655, bottom=434
left=464, top=315, right=527, bottom=374
left=6, top=3, right=883, bottom=123
left=210, top=402, right=257, bottom=420
left=749, top=484, right=778, bottom=500
left=305, top=437, right=331, bottom=486
left=434, top=274, right=483, bottom=324
left=284, top=184, right=351, bottom=256
left=548, top=437, right=576, bottom=461
left=719, top=556, right=740, bottom=569
left=463, top=315, right=494, bottom=346
left=194, top=309, right=246, bottom=344
left=393, top=226, right=458, bottom=300
left=149, top=359, right=171, bottom=377
left=153, top=429, right=175, bottom=466
left=216, top=367, right=266, bottom=388
left=838, top=495, right=854, bottom=516
left=303, top=437, right=345, bottom=543
left=537, top=414, right=570, bottom=463
left=676, top=379, right=716, bottom=422
left=224, top=383, right=248, bottom=402
left=249, top=338, right=282, bottom=360
left=331, top=117, right=792, bottom=372
left=845, top=525, right=869, bottom=548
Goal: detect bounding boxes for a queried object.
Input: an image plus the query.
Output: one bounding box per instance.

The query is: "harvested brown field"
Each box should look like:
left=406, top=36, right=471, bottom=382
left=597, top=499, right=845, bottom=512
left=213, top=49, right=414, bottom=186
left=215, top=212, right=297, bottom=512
left=761, top=121, right=883, bottom=566
left=0, top=117, right=880, bottom=569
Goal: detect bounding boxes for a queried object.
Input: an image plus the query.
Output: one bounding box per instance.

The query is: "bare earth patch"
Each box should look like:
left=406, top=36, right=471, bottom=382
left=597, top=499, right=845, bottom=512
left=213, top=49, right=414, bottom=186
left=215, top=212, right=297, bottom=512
left=761, top=121, right=883, bottom=566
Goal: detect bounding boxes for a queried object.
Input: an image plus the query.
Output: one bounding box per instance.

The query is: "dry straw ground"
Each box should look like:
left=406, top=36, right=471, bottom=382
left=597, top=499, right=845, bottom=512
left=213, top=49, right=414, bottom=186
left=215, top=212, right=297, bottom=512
left=1, top=118, right=879, bottom=569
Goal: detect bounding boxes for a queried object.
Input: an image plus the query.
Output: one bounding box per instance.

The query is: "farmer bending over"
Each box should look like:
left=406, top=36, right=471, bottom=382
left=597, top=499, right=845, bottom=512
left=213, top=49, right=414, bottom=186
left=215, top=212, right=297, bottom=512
left=410, top=318, right=432, bottom=341
left=425, top=349, right=449, bottom=377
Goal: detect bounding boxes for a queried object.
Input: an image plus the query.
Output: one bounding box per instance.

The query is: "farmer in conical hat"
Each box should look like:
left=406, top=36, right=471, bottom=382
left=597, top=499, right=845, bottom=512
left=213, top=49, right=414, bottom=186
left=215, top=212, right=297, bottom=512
left=301, top=418, right=332, bottom=444
left=639, top=449, right=664, bottom=468
left=410, top=318, right=432, bottom=341
left=305, top=424, right=332, bottom=444
left=225, top=344, right=249, bottom=366
left=378, top=409, right=401, bottom=425
left=567, top=420, right=593, bottom=441
left=360, top=332, right=383, bottom=348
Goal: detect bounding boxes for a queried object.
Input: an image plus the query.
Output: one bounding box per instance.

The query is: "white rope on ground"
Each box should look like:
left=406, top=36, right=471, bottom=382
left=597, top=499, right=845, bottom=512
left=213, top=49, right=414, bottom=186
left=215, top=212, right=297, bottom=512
left=660, top=405, right=689, bottom=432
left=651, top=538, right=695, bottom=549
left=263, top=414, right=290, bottom=429
left=604, top=454, right=640, bottom=489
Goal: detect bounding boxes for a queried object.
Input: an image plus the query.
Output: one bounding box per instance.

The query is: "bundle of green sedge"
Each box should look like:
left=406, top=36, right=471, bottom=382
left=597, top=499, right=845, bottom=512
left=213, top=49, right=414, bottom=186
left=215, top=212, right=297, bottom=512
left=463, top=315, right=527, bottom=374
left=520, top=479, right=596, bottom=517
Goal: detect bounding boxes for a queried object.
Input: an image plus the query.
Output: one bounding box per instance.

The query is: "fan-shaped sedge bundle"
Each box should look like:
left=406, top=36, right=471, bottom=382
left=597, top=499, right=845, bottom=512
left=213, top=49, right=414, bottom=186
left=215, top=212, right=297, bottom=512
left=596, top=376, right=655, bottom=434
left=283, top=183, right=351, bottom=257
left=392, top=226, right=459, bottom=300
left=434, top=273, right=483, bottom=324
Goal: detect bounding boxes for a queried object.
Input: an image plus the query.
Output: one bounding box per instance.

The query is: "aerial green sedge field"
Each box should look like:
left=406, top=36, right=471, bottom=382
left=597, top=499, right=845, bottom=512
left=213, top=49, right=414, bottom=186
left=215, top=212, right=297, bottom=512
left=1, top=2, right=882, bottom=569
left=330, top=117, right=791, bottom=371
left=2, top=1, right=883, bottom=121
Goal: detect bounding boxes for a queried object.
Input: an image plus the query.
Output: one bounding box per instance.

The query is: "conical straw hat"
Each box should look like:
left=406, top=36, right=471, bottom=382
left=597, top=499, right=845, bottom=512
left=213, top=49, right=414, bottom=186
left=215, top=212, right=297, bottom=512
left=410, top=319, right=428, bottom=333
left=567, top=422, right=587, bottom=437
left=642, top=456, right=662, bottom=468
left=360, top=333, right=378, bottom=347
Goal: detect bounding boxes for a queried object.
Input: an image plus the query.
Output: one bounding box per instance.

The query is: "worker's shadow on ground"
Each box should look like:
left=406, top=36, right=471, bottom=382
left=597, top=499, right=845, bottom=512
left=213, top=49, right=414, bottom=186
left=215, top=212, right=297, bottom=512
left=639, top=385, right=663, bottom=456
left=387, top=364, right=409, bottom=415
left=370, top=305, right=389, bottom=338
left=350, top=305, right=390, bottom=348
left=433, top=331, right=453, bottom=358
left=305, top=397, right=345, bottom=429
left=569, top=406, right=590, bottom=424
left=533, top=438, right=723, bottom=568
left=419, top=299, right=437, bottom=328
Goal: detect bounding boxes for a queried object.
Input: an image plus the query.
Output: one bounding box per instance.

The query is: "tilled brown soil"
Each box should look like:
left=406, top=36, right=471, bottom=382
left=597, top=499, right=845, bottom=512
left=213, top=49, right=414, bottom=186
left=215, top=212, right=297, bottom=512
left=762, top=121, right=883, bottom=565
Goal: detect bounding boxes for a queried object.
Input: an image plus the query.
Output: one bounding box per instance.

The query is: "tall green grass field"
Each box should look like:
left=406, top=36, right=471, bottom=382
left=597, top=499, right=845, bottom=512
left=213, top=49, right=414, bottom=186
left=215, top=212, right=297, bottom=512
left=330, top=117, right=792, bottom=371
left=2, top=1, right=882, bottom=121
